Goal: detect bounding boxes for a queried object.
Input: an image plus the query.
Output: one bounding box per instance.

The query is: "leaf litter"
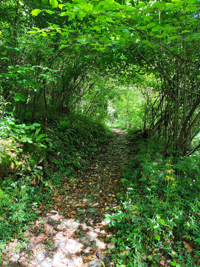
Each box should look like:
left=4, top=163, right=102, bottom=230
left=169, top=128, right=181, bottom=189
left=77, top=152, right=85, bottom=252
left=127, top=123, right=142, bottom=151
left=1, top=129, right=131, bottom=267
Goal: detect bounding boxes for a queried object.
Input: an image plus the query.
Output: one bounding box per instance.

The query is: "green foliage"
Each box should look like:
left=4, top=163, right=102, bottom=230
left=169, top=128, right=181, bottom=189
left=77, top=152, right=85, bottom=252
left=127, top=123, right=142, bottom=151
left=1, top=0, right=200, bottom=263
left=0, top=177, right=45, bottom=243
left=1, top=117, right=46, bottom=144
left=0, top=117, right=49, bottom=244
left=46, top=113, right=113, bottom=185
left=106, top=75, right=146, bottom=130
left=106, top=133, right=200, bottom=266
left=0, top=112, right=111, bottom=252
left=0, top=117, right=47, bottom=178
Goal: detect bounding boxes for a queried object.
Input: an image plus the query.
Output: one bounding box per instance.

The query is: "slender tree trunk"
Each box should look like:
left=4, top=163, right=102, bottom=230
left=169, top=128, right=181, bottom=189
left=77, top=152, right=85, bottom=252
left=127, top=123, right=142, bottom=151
left=43, top=80, right=48, bottom=133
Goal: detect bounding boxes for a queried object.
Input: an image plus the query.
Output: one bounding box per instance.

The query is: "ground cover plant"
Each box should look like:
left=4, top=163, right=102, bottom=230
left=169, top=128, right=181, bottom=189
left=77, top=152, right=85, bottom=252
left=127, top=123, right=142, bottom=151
left=106, top=132, right=200, bottom=267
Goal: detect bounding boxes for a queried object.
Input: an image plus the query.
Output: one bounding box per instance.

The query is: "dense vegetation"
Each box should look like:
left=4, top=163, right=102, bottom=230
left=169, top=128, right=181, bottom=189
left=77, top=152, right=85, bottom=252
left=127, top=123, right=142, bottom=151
left=0, top=0, right=200, bottom=266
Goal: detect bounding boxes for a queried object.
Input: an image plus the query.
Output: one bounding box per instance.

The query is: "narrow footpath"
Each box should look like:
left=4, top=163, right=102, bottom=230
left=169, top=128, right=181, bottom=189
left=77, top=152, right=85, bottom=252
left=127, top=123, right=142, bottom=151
left=2, top=129, right=131, bottom=267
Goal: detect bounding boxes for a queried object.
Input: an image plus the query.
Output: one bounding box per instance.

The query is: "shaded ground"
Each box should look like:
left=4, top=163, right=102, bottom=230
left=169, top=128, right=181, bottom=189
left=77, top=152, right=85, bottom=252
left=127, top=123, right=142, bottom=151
left=1, top=129, right=131, bottom=267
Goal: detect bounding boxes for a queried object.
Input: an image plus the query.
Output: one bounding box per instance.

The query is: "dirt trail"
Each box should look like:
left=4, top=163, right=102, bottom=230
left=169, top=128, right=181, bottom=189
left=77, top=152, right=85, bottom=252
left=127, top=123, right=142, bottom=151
left=2, top=129, right=131, bottom=267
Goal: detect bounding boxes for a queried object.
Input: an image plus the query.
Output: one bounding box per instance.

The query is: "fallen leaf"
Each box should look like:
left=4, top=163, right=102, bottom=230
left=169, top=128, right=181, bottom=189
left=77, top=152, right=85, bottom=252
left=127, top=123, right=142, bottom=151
left=159, top=257, right=166, bottom=266
left=184, top=241, right=193, bottom=253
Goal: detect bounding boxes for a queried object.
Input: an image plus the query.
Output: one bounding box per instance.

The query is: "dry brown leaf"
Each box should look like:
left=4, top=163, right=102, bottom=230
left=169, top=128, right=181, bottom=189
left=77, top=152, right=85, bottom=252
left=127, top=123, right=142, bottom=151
left=184, top=241, right=193, bottom=253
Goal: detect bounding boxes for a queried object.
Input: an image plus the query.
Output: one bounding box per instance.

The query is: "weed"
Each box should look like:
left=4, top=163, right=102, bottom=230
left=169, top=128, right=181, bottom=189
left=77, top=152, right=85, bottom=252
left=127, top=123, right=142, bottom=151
left=107, top=134, right=200, bottom=267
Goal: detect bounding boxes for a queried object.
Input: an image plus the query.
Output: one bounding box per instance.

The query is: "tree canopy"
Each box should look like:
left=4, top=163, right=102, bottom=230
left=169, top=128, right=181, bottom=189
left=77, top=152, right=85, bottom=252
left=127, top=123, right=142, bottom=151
left=1, top=1, right=200, bottom=266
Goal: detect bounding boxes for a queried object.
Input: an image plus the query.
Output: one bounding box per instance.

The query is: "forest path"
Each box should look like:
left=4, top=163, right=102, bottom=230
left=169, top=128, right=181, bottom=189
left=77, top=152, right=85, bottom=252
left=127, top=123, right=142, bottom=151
left=2, top=129, right=132, bottom=267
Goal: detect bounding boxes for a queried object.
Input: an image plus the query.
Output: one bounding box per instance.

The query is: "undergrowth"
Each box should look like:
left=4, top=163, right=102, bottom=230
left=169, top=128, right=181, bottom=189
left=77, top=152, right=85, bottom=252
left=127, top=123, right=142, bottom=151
left=106, top=132, right=200, bottom=267
left=45, top=113, right=113, bottom=186
left=0, top=113, right=112, bottom=260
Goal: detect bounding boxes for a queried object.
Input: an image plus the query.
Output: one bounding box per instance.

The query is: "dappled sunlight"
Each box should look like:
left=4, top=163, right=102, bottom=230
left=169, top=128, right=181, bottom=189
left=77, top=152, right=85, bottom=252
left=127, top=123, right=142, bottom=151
left=1, top=130, right=130, bottom=267
left=1, top=201, right=110, bottom=267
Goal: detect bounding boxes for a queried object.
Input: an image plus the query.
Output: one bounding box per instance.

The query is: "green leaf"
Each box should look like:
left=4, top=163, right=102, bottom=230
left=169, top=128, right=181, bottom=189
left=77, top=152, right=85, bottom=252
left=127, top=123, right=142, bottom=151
left=32, top=9, right=42, bottom=16
left=93, top=26, right=101, bottom=31
left=138, top=2, right=146, bottom=7
left=59, top=4, right=65, bottom=10
left=49, top=0, right=58, bottom=8
left=60, top=12, right=67, bottom=16
left=122, top=29, right=130, bottom=34
left=14, top=94, right=26, bottom=102
left=29, top=123, right=41, bottom=130
left=77, top=11, right=86, bottom=20
left=153, top=2, right=166, bottom=8
left=147, top=22, right=156, bottom=29
left=171, top=262, right=177, bottom=266
left=78, top=209, right=85, bottom=215
left=155, top=235, right=160, bottom=241
left=105, top=214, right=112, bottom=224
left=94, top=2, right=104, bottom=12
left=181, top=30, right=190, bottom=34
left=105, top=0, right=114, bottom=4
left=59, top=45, right=69, bottom=50
left=112, top=220, right=117, bottom=227
left=191, top=33, right=200, bottom=39
left=186, top=5, right=198, bottom=11
left=45, top=9, right=55, bottom=14
left=159, top=219, right=165, bottom=225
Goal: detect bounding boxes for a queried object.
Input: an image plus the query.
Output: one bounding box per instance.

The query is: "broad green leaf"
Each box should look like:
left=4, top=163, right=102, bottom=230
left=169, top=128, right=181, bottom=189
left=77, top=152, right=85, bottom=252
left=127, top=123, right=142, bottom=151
left=106, top=17, right=113, bottom=23
left=60, top=12, right=67, bottom=16
left=185, top=0, right=196, bottom=2
left=93, top=26, right=101, bottom=31
left=122, top=29, right=130, bottom=34
left=14, top=94, right=26, bottom=102
left=186, top=5, right=198, bottom=11
left=159, top=219, right=165, bottom=225
left=94, top=2, right=104, bottom=12
left=86, top=3, right=93, bottom=11
left=174, top=0, right=184, bottom=8
left=52, top=24, right=60, bottom=28
left=45, top=9, right=54, bottom=14
left=147, top=22, right=156, bottom=29
left=191, top=33, right=200, bottom=39
left=59, top=4, right=65, bottom=10
left=49, top=0, right=58, bottom=8
left=171, top=262, right=177, bottom=266
left=153, top=2, right=165, bottom=8
left=77, top=11, right=86, bottom=20
left=59, top=45, right=69, bottom=50
left=105, top=0, right=114, bottom=4
left=181, top=30, right=190, bottom=34
left=30, top=123, right=41, bottom=130
left=155, top=235, right=160, bottom=241
left=138, top=2, right=146, bottom=8
left=32, top=9, right=42, bottom=16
